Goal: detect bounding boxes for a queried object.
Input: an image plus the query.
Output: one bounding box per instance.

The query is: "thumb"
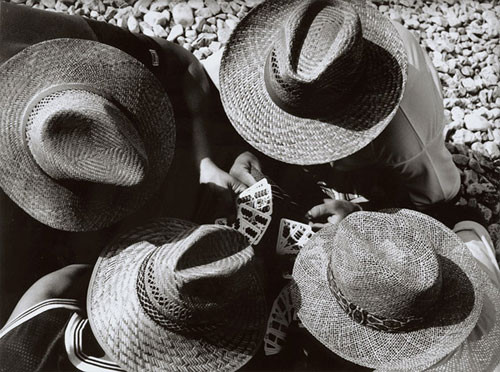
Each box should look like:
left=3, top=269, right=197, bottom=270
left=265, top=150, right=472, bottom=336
left=231, top=178, right=248, bottom=195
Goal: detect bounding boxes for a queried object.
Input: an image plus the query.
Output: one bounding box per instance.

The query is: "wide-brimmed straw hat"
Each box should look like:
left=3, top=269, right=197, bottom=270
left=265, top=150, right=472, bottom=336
left=0, top=38, right=175, bottom=231
left=87, top=218, right=267, bottom=372
left=220, top=0, right=408, bottom=165
left=292, top=209, right=500, bottom=371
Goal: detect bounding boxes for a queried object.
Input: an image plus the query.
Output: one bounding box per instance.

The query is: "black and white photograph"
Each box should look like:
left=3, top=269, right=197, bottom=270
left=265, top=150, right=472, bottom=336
left=0, top=0, right=499, bottom=370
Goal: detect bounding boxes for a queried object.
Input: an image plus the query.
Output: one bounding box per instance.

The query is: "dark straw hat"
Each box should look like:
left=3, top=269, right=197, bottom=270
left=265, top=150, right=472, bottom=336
left=88, top=218, right=267, bottom=372
left=220, top=0, right=408, bottom=165
left=292, top=209, right=500, bottom=370
left=0, top=38, right=175, bottom=231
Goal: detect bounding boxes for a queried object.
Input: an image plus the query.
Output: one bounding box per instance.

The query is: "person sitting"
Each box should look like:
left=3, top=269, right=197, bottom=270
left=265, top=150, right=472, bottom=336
left=292, top=207, right=500, bottom=371
left=206, top=0, right=460, bottom=216
left=0, top=218, right=268, bottom=372
left=0, top=2, right=248, bottom=324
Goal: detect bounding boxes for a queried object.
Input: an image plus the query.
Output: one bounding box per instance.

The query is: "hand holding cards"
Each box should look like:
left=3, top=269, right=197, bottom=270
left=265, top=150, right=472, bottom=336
left=215, top=179, right=273, bottom=245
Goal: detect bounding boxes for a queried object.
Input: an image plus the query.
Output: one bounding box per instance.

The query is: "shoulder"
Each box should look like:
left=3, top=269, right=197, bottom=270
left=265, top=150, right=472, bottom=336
left=6, top=264, right=92, bottom=324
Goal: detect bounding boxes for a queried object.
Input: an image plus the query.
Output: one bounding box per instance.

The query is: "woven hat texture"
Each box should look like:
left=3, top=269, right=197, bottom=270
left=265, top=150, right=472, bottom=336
left=292, top=209, right=500, bottom=371
left=220, top=0, right=408, bottom=165
left=88, top=218, right=267, bottom=372
left=0, top=38, right=175, bottom=231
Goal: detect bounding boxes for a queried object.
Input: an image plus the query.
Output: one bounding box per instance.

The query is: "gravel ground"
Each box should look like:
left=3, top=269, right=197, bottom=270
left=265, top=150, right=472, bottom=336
left=7, top=0, right=500, bottom=259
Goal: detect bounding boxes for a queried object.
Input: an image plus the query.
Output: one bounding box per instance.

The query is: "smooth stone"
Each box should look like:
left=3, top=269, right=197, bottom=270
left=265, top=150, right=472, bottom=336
left=465, top=113, right=490, bottom=131
left=172, top=2, right=194, bottom=27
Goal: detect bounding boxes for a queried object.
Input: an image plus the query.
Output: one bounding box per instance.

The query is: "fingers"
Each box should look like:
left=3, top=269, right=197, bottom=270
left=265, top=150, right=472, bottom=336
left=231, top=178, right=248, bottom=195
left=307, top=200, right=337, bottom=220
left=231, top=168, right=258, bottom=187
left=306, top=200, right=361, bottom=227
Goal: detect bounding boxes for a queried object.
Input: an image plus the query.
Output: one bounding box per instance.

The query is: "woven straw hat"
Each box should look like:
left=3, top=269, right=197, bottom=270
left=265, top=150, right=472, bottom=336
left=292, top=209, right=500, bottom=371
left=87, top=218, right=267, bottom=372
left=0, top=38, right=175, bottom=231
left=219, top=0, right=408, bottom=165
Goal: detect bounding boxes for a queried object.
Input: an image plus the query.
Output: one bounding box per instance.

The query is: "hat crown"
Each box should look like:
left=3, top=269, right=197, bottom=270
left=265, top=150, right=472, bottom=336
left=138, top=225, right=257, bottom=333
left=26, top=89, right=148, bottom=187
left=265, top=0, right=366, bottom=118
left=328, top=212, right=442, bottom=320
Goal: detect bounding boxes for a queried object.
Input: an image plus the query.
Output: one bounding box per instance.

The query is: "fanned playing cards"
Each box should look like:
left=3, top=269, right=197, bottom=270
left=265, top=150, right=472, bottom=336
left=276, top=219, right=314, bottom=279
left=214, top=179, right=273, bottom=245
left=263, top=284, right=303, bottom=356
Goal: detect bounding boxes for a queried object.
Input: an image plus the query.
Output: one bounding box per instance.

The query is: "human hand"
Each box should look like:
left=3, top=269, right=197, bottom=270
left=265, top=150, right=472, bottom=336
left=305, top=199, right=362, bottom=231
left=200, top=158, right=247, bottom=220
left=229, top=151, right=262, bottom=187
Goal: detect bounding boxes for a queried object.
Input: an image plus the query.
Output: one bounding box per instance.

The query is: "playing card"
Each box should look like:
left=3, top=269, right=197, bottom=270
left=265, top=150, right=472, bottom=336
left=237, top=204, right=271, bottom=234
left=237, top=179, right=273, bottom=214
left=264, top=285, right=295, bottom=356
left=232, top=217, right=262, bottom=245
left=276, top=218, right=314, bottom=256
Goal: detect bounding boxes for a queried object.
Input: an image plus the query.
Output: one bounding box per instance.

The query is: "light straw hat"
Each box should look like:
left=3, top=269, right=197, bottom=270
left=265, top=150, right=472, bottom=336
left=0, top=38, right=175, bottom=231
left=292, top=209, right=500, bottom=371
left=220, top=0, right=408, bottom=165
left=88, top=218, right=267, bottom=372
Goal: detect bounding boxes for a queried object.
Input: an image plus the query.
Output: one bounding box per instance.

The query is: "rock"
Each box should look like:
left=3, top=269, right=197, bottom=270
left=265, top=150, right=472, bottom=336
left=144, top=10, right=167, bottom=26
left=193, top=49, right=204, bottom=59
left=493, top=129, right=500, bottom=145
left=167, top=23, right=184, bottom=41
left=461, top=66, right=473, bottom=77
left=467, top=182, right=486, bottom=195
left=478, top=203, right=493, bottom=223
left=484, top=142, right=500, bottom=159
left=134, top=0, right=152, bottom=13
left=462, top=77, right=478, bottom=93
left=209, top=41, right=222, bottom=52
left=104, top=7, right=117, bottom=20
left=150, top=0, right=169, bottom=12
left=185, top=29, right=197, bottom=39
left=205, top=0, right=220, bottom=15
left=193, top=16, right=206, bottom=32
left=488, top=224, right=500, bottom=243
left=451, top=106, right=465, bottom=122
left=245, top=0, right=263, bottom=7
left=469, top=158, right=485, bottom=174
left=139, top=21, right=155, bottom=37
left=172, top=3, right=194, bottom=27
left=471, top=142, right=486, bottom=156
left=41, top=0, right=56, bottom=8
left=225, top=18, right=238, bottom=30
left=465, top=113, right=490, bottom=131
left=187, top=0, right=203, bottom=9
left=153, top=24, right=169, bottom=38
left=453, top=154, right=470, bottom=166
left=195, top=7, right=212, bottom=18
left=463, top=169, right=479, bottom=184
left=127, top=15, right=139, bottom=32
left=452, top=129, right=475, bottom=144
left=217, top=24, right=232, bottom=43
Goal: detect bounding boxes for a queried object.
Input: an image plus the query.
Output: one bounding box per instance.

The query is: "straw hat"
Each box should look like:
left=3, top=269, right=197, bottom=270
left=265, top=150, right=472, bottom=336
left=0, top=38, right=175, bottom=231
left=87, top=218, right=267, bottom=372
left=292, top=209, right=500, bottom=371
left=219, top=0, right=408, bottom=165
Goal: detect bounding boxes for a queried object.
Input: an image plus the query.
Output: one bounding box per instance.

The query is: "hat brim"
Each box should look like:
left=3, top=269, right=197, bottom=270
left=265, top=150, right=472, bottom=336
left=87, top=218, right=267, bottom=372
left=219, top=0, right=408, bottom=165
left=0, top=39, right=175, bottom=231
left=292, top=209, right=500, bottom=370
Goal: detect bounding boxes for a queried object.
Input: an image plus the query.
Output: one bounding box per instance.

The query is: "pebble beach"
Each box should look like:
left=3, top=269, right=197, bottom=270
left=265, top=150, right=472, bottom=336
left=6, top=0, right=500, bottom=260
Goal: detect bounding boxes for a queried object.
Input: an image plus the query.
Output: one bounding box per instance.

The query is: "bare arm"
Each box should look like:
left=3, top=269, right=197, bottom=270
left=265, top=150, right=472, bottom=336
left=6, top=264, right=92, bottom=324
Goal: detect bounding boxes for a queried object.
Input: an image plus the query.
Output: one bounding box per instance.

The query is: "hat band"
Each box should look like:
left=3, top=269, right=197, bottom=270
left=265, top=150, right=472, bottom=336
left=20, top=83, right=116, bottom=151
left=326, top=268, right=424, bottom=333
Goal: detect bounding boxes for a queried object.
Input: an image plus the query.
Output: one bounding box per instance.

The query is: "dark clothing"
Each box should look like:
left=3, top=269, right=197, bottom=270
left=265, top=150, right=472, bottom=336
left=0, top=299, right=123, bottom=371
left=0, top=2, right=241, bottom=325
